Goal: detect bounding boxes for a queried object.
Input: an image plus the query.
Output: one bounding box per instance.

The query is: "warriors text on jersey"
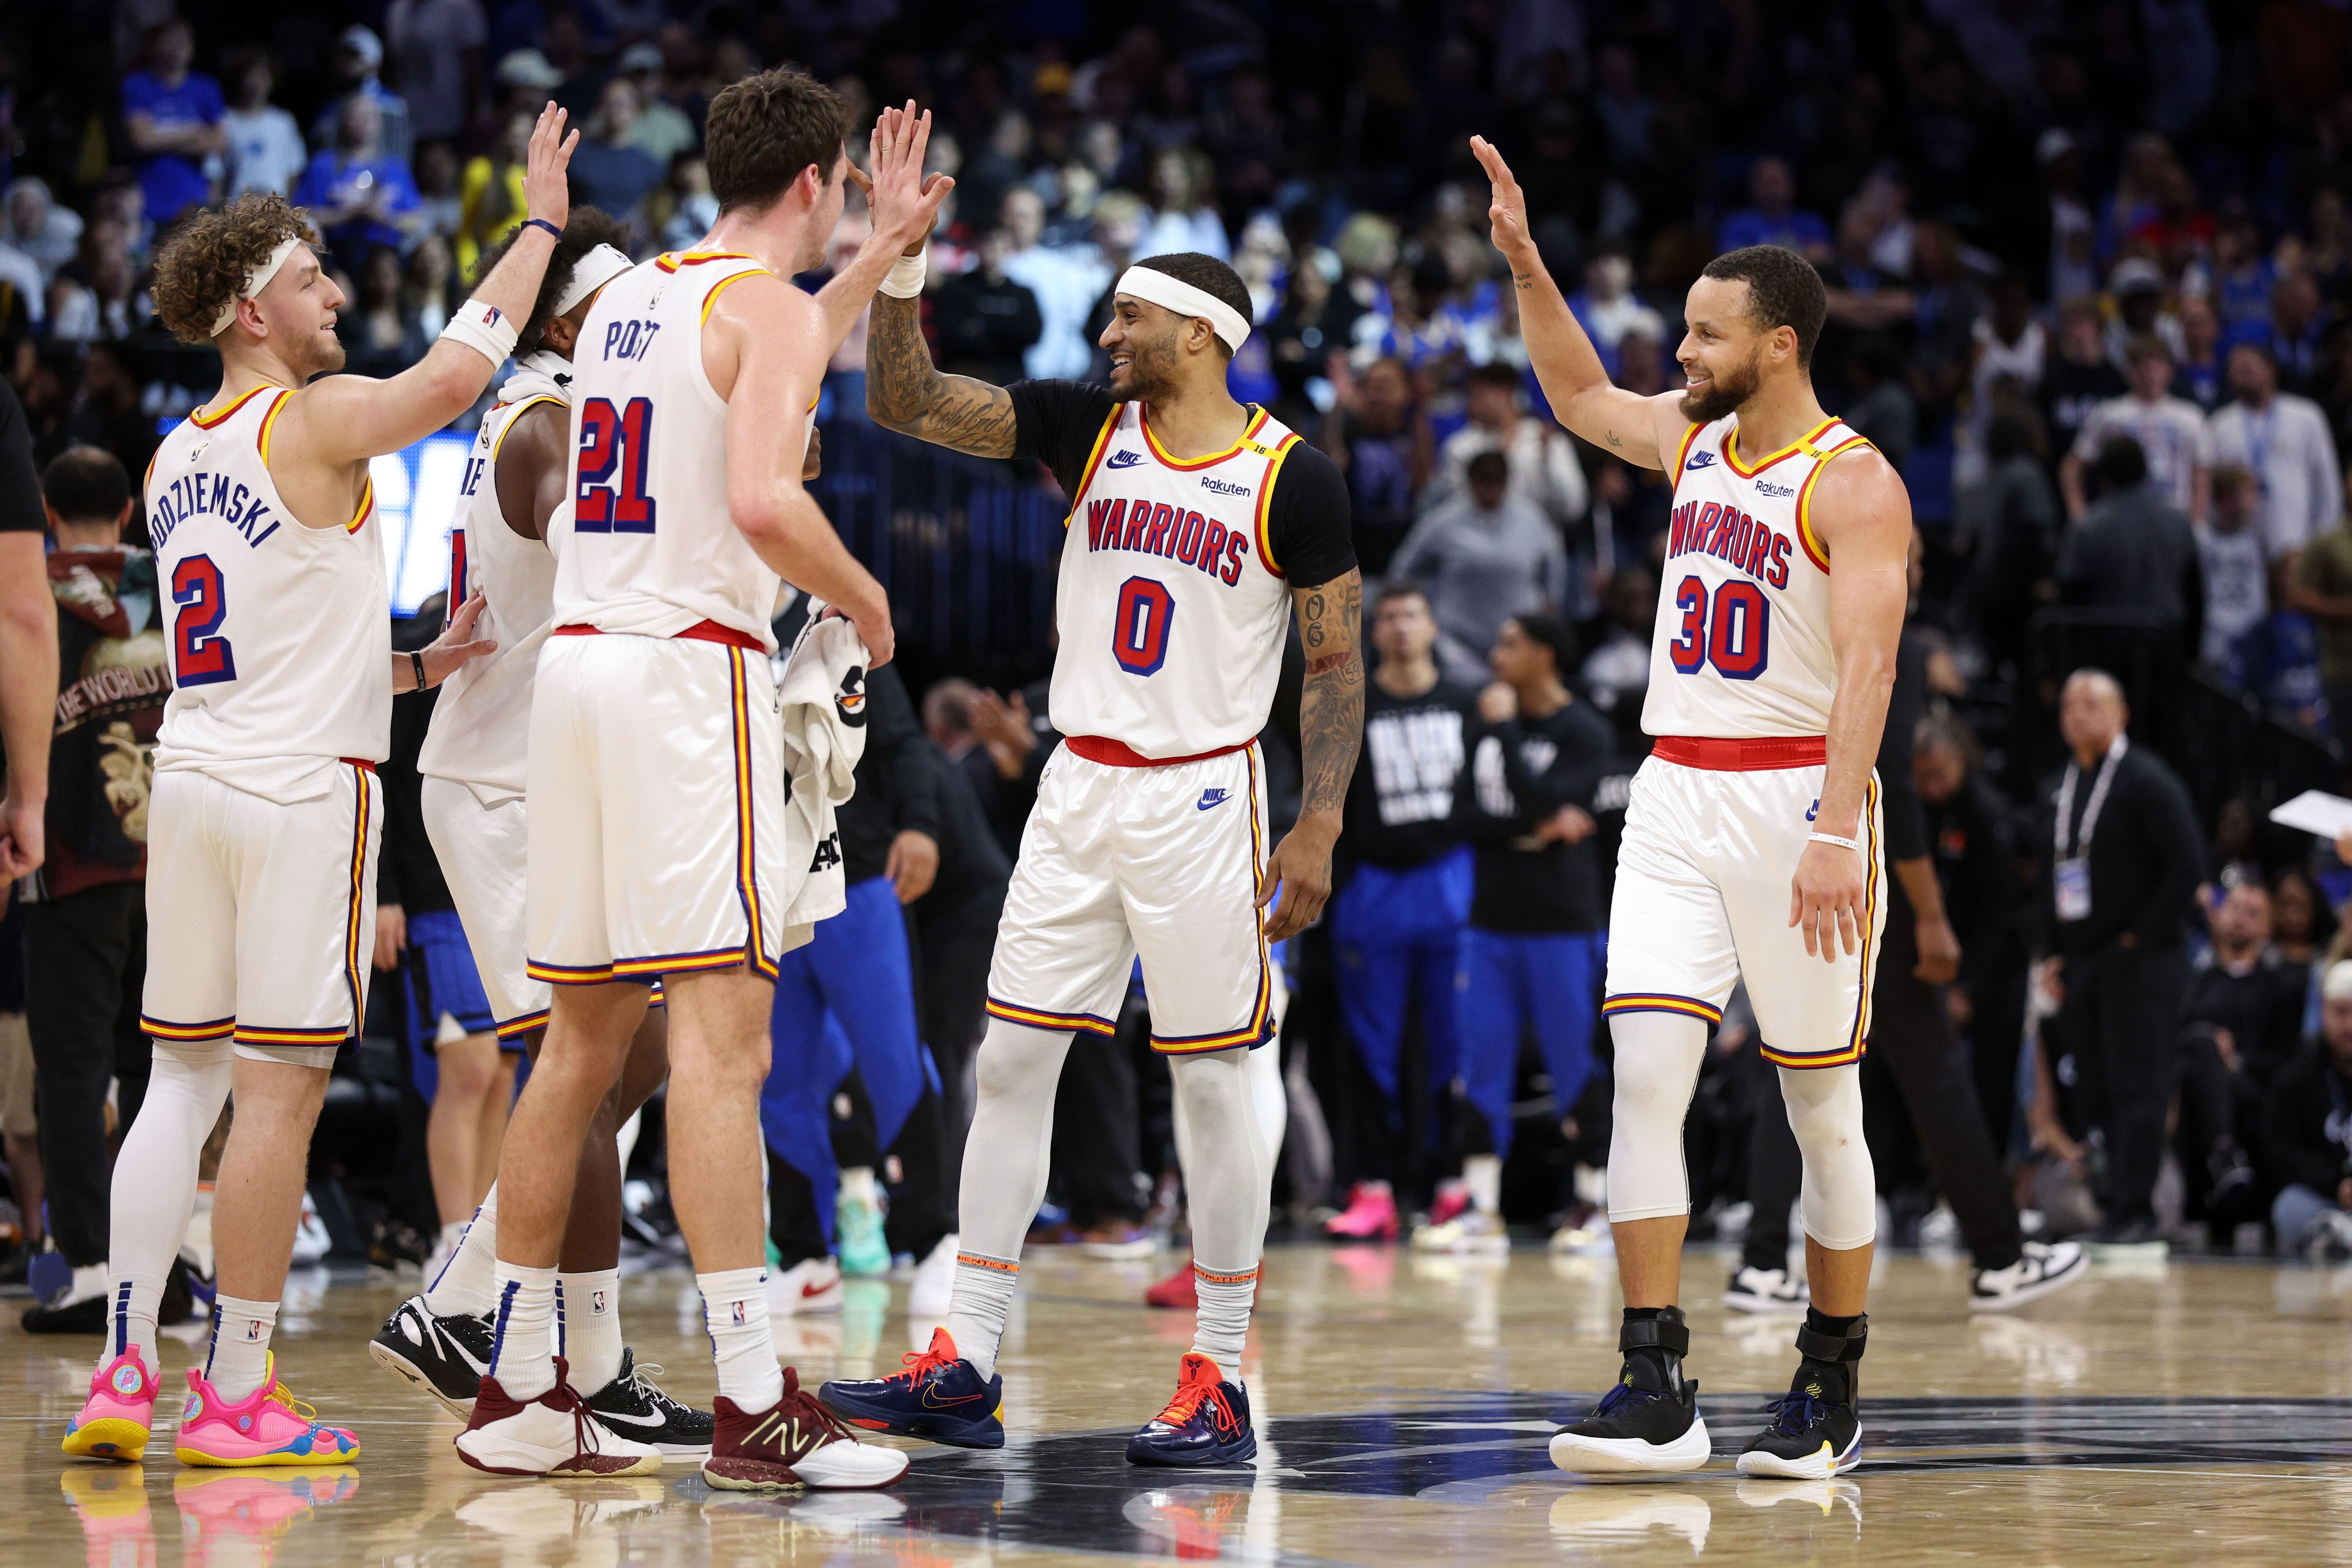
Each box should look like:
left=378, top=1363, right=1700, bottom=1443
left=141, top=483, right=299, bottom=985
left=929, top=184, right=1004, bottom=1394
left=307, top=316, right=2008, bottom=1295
left=1640, top=414, right=1870, bottom=741
left=550, top=251, right=812, bottom=650
left=1007, top=380, right=1357, bottom=758
left=147, top=382, right=389, bottom=799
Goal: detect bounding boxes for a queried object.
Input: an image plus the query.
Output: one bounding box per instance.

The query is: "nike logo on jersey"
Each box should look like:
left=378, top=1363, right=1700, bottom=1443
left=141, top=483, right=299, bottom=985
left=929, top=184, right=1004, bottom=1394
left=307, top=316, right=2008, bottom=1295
left=1685, top=450, right=1716, bottom=469
left=1806, top=799, right=1820, bottom=822
left=1105, top=449, right=1145, bottom=468
left=1198, top=789, right=1232, bottom=810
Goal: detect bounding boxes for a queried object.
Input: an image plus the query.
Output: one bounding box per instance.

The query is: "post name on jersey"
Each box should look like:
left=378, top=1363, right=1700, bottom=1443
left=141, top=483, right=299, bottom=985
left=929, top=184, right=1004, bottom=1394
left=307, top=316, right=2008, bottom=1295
left=147, top=468, right=282, bottom=554
left=1664, top=497, right=1792, bottom=590
left=1082, top=495, right=1251, bottom=585
left=602, top=318, right=662, bottom=361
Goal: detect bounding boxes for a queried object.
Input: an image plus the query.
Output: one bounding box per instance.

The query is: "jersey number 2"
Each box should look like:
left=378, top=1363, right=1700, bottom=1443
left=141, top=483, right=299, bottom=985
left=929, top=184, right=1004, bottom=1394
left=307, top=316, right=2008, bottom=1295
left=172, top=555, right=237, bottom=686
left=575, top=396, right=657, bottom=533
left=1667, top=576, right=1769, bottom=681
left=1113, top=576, right=1175, bottom=676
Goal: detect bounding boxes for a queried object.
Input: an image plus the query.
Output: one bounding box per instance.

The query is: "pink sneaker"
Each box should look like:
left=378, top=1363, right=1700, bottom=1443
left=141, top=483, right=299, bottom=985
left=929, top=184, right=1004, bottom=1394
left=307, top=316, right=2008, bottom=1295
left=1428, top=1180, right=1471, bottom=1227
left=62, top=1347, right=161, bottom=1462
left=1322, top=1181, right=1400, bottom=1242
left=173, top=1359, right=360, bottom=1468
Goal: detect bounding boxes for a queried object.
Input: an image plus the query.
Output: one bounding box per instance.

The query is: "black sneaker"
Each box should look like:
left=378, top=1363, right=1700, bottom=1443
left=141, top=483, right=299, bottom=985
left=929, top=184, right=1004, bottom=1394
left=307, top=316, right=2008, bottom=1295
left=1549, top=1308, right=1711, bottom=1474
left=368, top=1294, right=493, bottom=1416
left=21, top=1290, right=107, bottom=1334
left=582, top=1348, right=715, bottom=1456
left=1737, top=1359, right=1862, bottom=1479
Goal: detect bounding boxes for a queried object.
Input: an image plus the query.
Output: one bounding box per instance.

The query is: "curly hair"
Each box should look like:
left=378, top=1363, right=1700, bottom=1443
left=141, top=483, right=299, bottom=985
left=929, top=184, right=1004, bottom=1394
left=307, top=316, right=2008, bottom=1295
left=472, top=206, right=635, bottom=354
left=150, top=193, right=315, bottom=344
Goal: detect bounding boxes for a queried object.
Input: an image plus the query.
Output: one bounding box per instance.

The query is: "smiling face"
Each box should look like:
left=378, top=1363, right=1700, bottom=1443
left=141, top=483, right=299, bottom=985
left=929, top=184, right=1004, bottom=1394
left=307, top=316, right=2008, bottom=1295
left=251, top=247, right=347, bottom=378
left=1676, top=275, right=1781, bottom=423
left=1100, top=296, right=1195, bottom=402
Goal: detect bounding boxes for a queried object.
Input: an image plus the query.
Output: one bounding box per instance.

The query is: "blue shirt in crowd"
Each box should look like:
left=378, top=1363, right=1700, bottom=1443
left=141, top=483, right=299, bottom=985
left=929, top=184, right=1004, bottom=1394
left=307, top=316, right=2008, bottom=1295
left=293, top=152, right=421, bottom=261
left=1715, top=207, right=1830, bottom=256
left=121, top=69, right=224, bottom=223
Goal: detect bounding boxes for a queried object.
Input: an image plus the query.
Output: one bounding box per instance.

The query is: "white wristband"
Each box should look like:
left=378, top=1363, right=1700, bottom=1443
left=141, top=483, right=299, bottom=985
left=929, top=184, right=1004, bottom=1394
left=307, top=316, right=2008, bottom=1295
left=440, top=297, right=522, bottom=366
left=1807, top=831, right=1860, bottom=852
left=878, top=248, right=927, bottom=299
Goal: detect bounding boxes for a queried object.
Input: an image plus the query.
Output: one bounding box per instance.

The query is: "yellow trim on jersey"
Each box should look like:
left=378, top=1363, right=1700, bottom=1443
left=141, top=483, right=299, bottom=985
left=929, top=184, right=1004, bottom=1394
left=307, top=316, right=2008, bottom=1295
left=1153, top=746, right=1275, bottom=1054
left=656, top=250, right=757, bottom=272
left=1059, top=407, right=1124, bottom=529
left=1723, top=415, right=1840, bottom=480
left=1139, top=404, right=1270, bottom=471
left=140, top=1015, right=236, bottom=1041
left=1792, top=434, right=1873, bottom=573
left=345, top=474, right=375, bottom=535
left=1670, top=420, right=1705, bottom=479
left=490, top=395, right=565, bottom=462
left=254, top=388, right=296, bottom=465
left=1252, top=432, right=1300, bottom=577
left=985, top=998, right=1119, bottom=1036
left=700, top=266, right=773, bottom=325
left=233, top=1025, right=351, bottom=1047
left=190, top=382, right=283, bottom=429
left=728, top=648, right=779, bottom=980
left=1602, top=993, right=1726, bottom=1025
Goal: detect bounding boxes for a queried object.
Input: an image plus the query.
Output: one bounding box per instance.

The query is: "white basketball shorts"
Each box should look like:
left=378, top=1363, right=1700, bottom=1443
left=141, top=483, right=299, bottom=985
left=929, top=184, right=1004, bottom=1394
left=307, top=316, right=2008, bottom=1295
left=1602, top=740, right=1884, bottom=1068
left=422, top=776, right=548, bottom=1040
left=525, top=631, right=787, bottom=987
left=142, top=761, right=380, bottom=1064
left=985, top=738, right=1274, bottom=1054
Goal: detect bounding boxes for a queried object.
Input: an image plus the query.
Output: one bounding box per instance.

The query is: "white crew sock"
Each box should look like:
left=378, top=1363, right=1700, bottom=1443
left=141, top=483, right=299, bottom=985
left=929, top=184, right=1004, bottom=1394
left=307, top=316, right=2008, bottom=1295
left=945, top=1250, right=1019, bottom=1379
left=100, top=1044, right=232, bottom=1378
left=423, top=1184, right=499, bottom=1317
left=206, top=1295, right=280, bottom=1402
left=1190, top=1260, right=1259, bottom=1371
left=488, top=1261, right=558, bottom=1400
left=558, top=1268, right=625, bottom=1393
left=699, top=1267, right=783, bottom=1408
left=1464, top=1153, right=1502, bottom=1217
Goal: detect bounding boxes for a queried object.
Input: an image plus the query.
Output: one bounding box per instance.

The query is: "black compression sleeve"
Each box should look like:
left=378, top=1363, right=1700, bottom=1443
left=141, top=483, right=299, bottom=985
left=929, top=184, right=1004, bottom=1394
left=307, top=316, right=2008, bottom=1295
left=1263, top=441, right=1356, bottom=587
left=1007, top=380, right=1119, bottom=498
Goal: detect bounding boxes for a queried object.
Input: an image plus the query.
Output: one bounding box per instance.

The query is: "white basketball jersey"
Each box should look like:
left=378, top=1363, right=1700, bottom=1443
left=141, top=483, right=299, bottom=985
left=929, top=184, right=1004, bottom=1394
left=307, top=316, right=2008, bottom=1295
left=1051, top=404, right=1300, bottom=758
left=148, top=384, right=389, bottom=799
left=1639, top=415, right=1871, bottom=740
left=550, top=251, right=812, bottom=651
left=417, top=387, right=563, bottom=801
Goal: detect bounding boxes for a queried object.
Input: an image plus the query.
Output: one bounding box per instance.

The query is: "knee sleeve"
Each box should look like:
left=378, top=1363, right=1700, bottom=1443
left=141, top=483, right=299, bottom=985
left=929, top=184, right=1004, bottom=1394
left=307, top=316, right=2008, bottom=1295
left=1778, top=1064, right=1875, bottom=1250
left=1603, top=1012, right=1710, bottom=1224
left=955, top=1020, right=1070, bottom=1260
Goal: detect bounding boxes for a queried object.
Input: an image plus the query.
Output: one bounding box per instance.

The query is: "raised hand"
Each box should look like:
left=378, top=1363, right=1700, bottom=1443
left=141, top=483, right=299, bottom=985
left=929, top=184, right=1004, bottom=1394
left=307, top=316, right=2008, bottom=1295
left=521, top=102, right=579, bottom=231
left=1468, top=135, right=1533, bottom=260
left=865, top=100, right=957, bottom=256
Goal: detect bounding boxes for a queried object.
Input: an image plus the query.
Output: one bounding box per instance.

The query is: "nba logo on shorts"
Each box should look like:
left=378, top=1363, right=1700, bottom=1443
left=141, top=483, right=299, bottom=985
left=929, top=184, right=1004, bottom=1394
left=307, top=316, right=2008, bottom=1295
left=731, top=1299, right=747, bottom=1326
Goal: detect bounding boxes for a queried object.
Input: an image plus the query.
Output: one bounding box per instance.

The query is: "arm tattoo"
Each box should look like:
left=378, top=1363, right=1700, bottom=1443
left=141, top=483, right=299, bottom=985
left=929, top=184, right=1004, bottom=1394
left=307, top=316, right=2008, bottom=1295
left=1604, top=428, right=1623, bottom=448
left=1294, top=571, right=1365, bottom=818
left=866, top=293, right=1019, bottom=457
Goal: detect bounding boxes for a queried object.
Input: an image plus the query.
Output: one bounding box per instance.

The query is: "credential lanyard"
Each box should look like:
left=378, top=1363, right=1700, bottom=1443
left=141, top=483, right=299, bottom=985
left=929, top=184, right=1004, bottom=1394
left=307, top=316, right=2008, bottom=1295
left=2053, top=734, right=2128, bottom=860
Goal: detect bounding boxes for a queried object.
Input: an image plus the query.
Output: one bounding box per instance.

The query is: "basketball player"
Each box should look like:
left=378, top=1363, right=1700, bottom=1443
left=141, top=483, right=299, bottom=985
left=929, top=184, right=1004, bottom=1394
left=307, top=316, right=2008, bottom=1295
left=1472, top=136, right=1912, bottom=1480
left=63, top=106, right=577, bottom=1468
left=818, top=233, right=1362, bottom=1464
left=454, top=77, right=949, bottom=1487
left=366, top=210, right=712, bottom=1456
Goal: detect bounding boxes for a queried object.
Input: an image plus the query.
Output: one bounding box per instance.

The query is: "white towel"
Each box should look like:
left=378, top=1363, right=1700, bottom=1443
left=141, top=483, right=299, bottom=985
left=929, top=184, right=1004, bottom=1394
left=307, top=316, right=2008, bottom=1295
left=773, top=610, right=871, bottom=953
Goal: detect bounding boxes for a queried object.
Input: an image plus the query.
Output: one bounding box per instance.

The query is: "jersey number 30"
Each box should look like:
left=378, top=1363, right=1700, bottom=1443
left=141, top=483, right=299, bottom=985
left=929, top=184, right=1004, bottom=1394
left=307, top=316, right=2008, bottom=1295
left=171, top=555, right=237, bottom=687
left=1667, top=576, right=1769, bottom=680
left=576, top=396, right=657, bottom=533
left=1113, top=576, right=1174, bottom=676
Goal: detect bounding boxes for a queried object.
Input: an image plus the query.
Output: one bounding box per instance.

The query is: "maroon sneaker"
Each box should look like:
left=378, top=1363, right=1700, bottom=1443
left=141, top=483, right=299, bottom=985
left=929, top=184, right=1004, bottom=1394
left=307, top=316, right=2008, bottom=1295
left=703, top=1367, right=910, bottom=1491
left=453, top=1356, right=663, bottom=1477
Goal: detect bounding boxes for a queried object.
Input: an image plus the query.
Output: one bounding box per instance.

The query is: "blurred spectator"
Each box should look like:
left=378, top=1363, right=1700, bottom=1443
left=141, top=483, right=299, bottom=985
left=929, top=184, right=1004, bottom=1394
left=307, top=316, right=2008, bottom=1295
left=2035, top=129, right=2098, bottom=305
left=295, top=95, right=423, bottom=273
left=1579, top=566, right=1654, bottom=721
left=2209, top=344, right=2341, bottom=558
left=2263, top=960, right=2352, bottom=1257
left=614, top=43, right=697, bottom=166
left=0, top=240, right=36, bottom=334
left=2174, top=292, right=2225, bottom=411
left=1842, top=337, right=1918, bottom=473
left=2062, top=335, right=2211, bottom=523
left=1716, top=156, right=1831, bottom=263
left=119, top=18, right=224, bottom=226
left=2264, top=272, right=2327, bottom=391
left=1969, top=405, right=2060, bottom=678
left=2039, top=299, right=2128, bottom=464
left=386, top=0, right=487, bottom=147
left=1141, top=148, right=1227, bottom=263
left=2286, top=460, right=2352, bottom=722
left=931, top=228, right=1042, bottom=387
left=999, top=187, right=1108, bottom=383
left=2176, top=878, right=2301, bottom=1239
left=1265, top=253, right=1355, bottom=429
left=1959, top=278, right=2044, bottom=489
left=405, top=235, right=458, bottom=338
left=70, top=345, right=158, bottom=482
left=2102, top=259, right=2182, bottom=368
left=220, top=51, right=306, bottom=200
left=571, top=79, right=665, bottom=229
left=310, top=25, right=413, bottom=168
left=3, top=179, right=82, bottom=282
left=1566, top=249, right=1664, bottom=382
left=2057, top=436, right=2204, bottom=659
left=1323, top=355, right=1429, bottom=575
left=48, top=249, right=146, bottom=343
left=414, top=143, right=463, bottom=242
left=2197, top=467, right=2269, bottom=672
left=1914, top=713, right=2030, bottom=1145
left=1391, top=450, right=1566, bottom=680
left=455, top=109, right=531, bottom=279
left=658, top=152, right=719, bottom=252
left=345, top=247, right=422, bottom=375
left=1433, top=361, right=1588, bottom=528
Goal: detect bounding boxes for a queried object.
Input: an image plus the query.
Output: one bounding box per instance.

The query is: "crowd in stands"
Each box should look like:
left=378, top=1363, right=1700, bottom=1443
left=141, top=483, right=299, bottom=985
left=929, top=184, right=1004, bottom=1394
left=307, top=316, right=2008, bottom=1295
left=7, top=3, right=2352, bottom=1304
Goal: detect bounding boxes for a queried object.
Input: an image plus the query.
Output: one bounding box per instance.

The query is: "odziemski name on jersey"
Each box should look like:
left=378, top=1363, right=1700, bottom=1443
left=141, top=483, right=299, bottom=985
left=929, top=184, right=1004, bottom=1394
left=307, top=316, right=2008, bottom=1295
left=1082, top=495, right=1255, bottom=585
left=1665, top=497, right=1793, bottom=590
left=148, top=467, right=283, bottom=553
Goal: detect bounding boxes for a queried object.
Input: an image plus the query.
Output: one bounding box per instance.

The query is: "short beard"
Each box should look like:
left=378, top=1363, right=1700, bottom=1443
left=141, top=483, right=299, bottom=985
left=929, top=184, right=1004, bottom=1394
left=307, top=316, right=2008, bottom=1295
left=1108, top=336, right=1181, bottom=404
left=1678, top=347, right=1765, bottom=424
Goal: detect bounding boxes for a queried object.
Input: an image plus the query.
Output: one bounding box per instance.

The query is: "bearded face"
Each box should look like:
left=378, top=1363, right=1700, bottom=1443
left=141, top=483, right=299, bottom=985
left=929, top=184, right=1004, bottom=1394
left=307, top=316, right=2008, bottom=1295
left=1677, top=339, right=1765, bottom=424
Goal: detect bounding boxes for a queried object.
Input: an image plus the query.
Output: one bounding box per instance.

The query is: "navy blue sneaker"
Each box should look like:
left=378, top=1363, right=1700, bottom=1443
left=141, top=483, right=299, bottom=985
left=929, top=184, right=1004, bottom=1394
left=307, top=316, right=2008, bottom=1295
left=1125, top=1353, right=1256, bottom=1467
left=818, top=1326, right=1005, bottom=1448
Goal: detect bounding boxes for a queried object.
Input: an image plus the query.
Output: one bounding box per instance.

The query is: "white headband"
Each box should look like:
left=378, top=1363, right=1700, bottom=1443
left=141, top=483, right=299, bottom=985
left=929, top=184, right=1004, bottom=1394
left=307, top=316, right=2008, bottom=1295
left=210, top=236, right=307, bottom=338
left=1116, top=265, right=1250, bottom=354
left=555, top=244, right=636, bottom=317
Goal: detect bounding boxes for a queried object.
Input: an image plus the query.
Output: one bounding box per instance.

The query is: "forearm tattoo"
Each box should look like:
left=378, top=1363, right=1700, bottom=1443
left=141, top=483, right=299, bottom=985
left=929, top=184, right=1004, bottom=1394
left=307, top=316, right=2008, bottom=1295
left=867, top=293, right=1019, bottom=457
left=1296, top=571, right=1365, bottom=818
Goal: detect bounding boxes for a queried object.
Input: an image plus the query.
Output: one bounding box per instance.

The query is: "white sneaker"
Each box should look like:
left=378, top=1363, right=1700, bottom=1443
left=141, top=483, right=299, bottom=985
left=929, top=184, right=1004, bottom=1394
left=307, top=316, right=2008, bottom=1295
left=455, top=1375, right=664, bottom=1477
left=908, top=1233, right=957, bottom=1317
left=769, top=1257, right=844, bottom=1316
left=1411, top=1211, right=1510, bottom=1254
left=290, top=1194, right=332, bottom=1266
left=1970, top=1240, right=2089, bottom=1311
left=785, top=1431, right=911, bottom=1489
left=1724, top=1265, right=1809, bottom=1314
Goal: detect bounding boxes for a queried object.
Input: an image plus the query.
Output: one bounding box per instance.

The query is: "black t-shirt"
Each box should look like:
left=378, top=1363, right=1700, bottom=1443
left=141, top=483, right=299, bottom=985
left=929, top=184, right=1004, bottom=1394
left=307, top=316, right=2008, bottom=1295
left=0, top=383, right=43, bottom=535
left=2039, top=356, right=2127, bottom=458
left=1458, top=699, right=1618, bottom=932
left=1006, top=380, right=1358, bottom=589
left=1344, top=677, right=1478, bottom=870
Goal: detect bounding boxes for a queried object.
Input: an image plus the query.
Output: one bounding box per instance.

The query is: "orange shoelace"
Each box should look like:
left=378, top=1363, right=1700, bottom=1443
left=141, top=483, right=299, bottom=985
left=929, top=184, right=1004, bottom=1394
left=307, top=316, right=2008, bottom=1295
left=1154, top=1379, right=1235, bottom=1430
left=884, top=1339, right=958, bottom=1387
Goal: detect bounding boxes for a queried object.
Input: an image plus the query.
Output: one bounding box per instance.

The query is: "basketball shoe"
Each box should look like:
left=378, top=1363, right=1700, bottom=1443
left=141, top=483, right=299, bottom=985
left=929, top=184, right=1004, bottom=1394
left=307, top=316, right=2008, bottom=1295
left=704, top=1366, right=909, bottom=1490
left=1322, top=1181, right=1399, bottom=1241
left=768, top=1257, right=843, bottom=1316
left=818, top=1325, right=1005, bottom=1447
left=368, top=1296, right=493, bottom=1415
left=1724, top=1265, right=1809, bottom=1314
left=1125, top=1352, right=1255, bottom=1467
left=62, top=1347, right=162, bottom=1462
left=581, top=1350, right=715, bottom=1456
left=1549, top=1308, right=1712, bottom=1474
left=1969, top=1240, right=2087, bottom=1311
left=455, top=1356, right=662, bottom=1477
left=1144, top=1257, right=1198, bottom=1309
left=1735, top=1312, right=1865, bottom=1479
left=174, top=1359, right=361, bottom=1467
left=1412, top=1211, right=1510, bottom=1254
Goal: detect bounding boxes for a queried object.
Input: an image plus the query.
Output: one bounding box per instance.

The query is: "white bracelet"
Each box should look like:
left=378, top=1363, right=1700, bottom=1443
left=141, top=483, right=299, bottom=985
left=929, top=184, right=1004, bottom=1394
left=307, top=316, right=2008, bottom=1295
left=1807, top=831, right=1860, bottom=852
left=877, top=248, right=927, bottom=299
left=439, top=297, right=522, bottom=366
